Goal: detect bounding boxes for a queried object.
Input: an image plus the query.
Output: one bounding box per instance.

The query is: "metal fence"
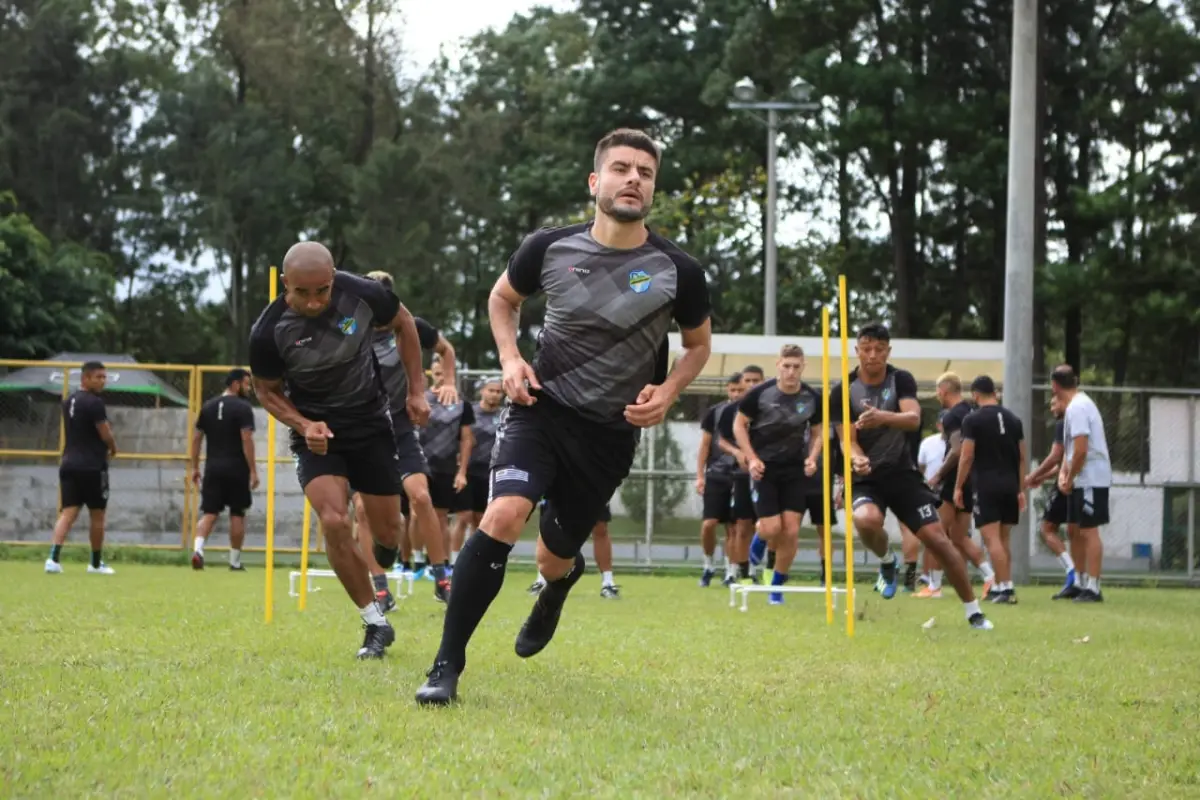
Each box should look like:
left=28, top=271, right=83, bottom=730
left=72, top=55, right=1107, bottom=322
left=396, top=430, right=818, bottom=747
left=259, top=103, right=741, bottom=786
left=2, top=359, right=1196, bottom=582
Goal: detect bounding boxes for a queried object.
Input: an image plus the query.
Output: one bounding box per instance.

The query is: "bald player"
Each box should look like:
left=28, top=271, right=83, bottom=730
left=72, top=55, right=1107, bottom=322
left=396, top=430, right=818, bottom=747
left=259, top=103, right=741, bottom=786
left=249, top=244, right=429, bottom=659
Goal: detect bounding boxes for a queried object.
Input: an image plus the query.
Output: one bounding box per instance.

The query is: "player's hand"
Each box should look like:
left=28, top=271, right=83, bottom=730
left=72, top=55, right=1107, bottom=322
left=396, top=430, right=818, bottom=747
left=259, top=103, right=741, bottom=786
left=1057, top=472, right=1073, bottom=494
left=804, top=457, right=818, bottom=477
left=250, top=471, right=260, bottom=491
left=434, top=384, right=459, bottom=406
left=695, top=476, right=705, bottom=495
left=303, top=420, right=334, bottom=455
left=953, top=487, right=964, bottom=510
left=851, top=453, right=872, bottom=475
left=453, top=472, right=467, bottom=492
left=501, top=356, right=541, bottom=406
left=406, top=392, right=431, bottom=427
left=734, top=451, right=748, bottom=470
left=624, top=384, right=675, bottom=428
left=1024, top=475, right=1042, bottom=489
left=855, top=406, right=887, bottom=430
left=1017, top=492, right=1027, bottom=513
left=834, top=480, right=845, bottom=510
left=190, top=469, right=201, bottom=487
left=748, top=458, right=766, bottom=481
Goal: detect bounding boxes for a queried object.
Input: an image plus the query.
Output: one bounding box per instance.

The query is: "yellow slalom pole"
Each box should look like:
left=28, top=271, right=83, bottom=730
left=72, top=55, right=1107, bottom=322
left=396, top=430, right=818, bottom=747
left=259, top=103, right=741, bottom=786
left=821, top=307, right=834, bottom=625
left=838, top=275, right=855, bottom=637
left=264, top=265, right=278, bottom=624
left=298, top=499, right=312, bottom=610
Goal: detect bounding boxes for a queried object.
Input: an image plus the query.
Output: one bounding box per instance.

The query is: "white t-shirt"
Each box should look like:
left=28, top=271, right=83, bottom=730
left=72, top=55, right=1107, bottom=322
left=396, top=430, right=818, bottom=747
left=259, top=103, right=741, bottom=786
left=1063, top=392, right=1112, bottom=488
left=917, top=433, right=945, bottom=483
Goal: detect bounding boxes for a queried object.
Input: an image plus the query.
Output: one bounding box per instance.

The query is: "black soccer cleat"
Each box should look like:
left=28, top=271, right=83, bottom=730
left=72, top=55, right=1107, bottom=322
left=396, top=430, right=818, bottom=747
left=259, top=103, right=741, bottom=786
left=229, top=563, right=246, bottom=572
left=376, top=589, right=396, bottom=613
left=990, top=589, right=1018, bottom=605
left=415, top=661, right=460, bottom=706
left=355, top=621, right=395, bottom=660
left=699, top=568, right=715, bottom=588
left=515, top=587, right=569, bottom=659
left=434, top=578, right=450, bottom=604
left=1052, top=583, right=1083, bottom=601
left=968, top=612, right=994, bottom=630
left=1073, top=589, right=1104, bottom=603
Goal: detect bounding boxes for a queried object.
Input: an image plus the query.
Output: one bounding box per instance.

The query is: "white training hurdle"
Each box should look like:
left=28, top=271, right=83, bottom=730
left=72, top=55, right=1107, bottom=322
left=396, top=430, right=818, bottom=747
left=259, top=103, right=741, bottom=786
left=729, top=582, right=852, bottom=612
left=289, top=569, right=416, bottom=599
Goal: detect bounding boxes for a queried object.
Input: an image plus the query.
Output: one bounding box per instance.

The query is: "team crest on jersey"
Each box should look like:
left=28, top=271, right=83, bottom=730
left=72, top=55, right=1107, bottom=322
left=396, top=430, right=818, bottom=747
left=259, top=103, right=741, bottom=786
left=628, top=269, right=652, bottom=294
left=338, top=316, right=358, bottom=335
left=881, top=389, right=892, bottom=402
left=796, top=401, right=808, bottom=415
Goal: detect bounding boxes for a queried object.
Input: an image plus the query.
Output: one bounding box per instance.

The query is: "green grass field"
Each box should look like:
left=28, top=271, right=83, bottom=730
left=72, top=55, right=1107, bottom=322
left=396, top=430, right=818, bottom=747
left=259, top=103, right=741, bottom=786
left=3, top=562, right=1199, bottom=798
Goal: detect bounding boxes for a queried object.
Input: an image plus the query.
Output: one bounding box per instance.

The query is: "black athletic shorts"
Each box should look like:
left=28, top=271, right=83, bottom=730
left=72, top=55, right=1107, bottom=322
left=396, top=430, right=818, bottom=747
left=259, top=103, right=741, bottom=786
left=429, top=471, right=466, bottom=511
left=851, top=467, right=941, bottom=533
left=200, top=470, right=252, bottom=516
left=1070, top=486, right=1110, bottom=528
left=393, top=428, right=429, bottom=481
left=490, top=396, right=638, bottom=559
left=60, top=468, right=109, bottom=511
left=730, top=474, right=757, bottom=522
left=702, top=475, right=733, bottom=523
left=1042, top=487, right=1071, bottom=526
left=940, top=476, right=973, bottom=513
left=751, top=466, right=832, bottom=525
left=973, top=490, right=1019, bottom=528
left=463, top=471, right=489, bottom=514
left=291, top=433, right=403, bottom=496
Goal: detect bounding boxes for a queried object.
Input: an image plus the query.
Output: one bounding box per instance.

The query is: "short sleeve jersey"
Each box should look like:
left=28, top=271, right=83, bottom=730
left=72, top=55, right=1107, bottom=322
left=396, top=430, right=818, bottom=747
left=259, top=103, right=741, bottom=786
left=940, top=399, right=974, bottom=481
left=372, top=317, right=439, bottom=414
left=468, top=403, right=502, bottom=475
left=506, top=222, right=711, bottom=427
left=829, top=366, right=919, bottom=473
left=61, top=390, right=109, bottom=471
left=419, top=391, right=474, bottom=474
left=196, top=395, right=256, bottom=475
left=700, top=400, right=735, bottom=478
left=961, top=405, right=1024, bottom=494
left=1063, top=392, right=1112, bottom=488
left=248, top=271, right=399, bottom=440
left=738, top=378, right=822, bottom=467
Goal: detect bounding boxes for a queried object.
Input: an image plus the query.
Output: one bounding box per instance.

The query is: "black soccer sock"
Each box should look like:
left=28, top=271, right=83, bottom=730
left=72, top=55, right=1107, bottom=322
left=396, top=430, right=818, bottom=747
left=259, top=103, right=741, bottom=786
left=904, top=561, right=918, bottom=587
left=766, top=549, right=777, bottom=570
left=430, top=564, right=447, bottom=582
left=50, top=544, right=62, bottom=563
left=739, top=561, right=750, bottom=579
left=435, top=530, right=512, bottom=672
left=372, top=573, right=389, bottom=593
left=400, top=560, right=411, bottom=572
left=91, top=550, right=102, bottom=568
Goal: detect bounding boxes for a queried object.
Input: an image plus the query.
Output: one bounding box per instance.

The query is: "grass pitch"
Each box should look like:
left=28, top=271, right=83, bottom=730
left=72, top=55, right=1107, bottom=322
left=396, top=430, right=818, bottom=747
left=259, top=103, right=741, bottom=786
left=2, top=561, right=1199, bottom=798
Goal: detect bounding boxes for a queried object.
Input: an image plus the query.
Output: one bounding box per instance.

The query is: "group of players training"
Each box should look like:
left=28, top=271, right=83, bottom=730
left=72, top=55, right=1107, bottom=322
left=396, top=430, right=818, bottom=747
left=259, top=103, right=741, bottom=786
left=43, top=126, right=1113, bottom=708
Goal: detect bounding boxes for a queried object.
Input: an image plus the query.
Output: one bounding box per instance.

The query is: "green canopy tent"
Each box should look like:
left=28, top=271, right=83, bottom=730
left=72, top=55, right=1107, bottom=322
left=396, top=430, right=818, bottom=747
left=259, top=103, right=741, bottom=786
left=0, top=352, right=189, bottom=407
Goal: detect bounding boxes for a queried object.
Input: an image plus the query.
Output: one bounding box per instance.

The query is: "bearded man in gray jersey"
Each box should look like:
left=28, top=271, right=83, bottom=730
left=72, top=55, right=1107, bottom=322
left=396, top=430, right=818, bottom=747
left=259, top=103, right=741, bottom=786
left=416, top=128, right=713, bottom=705
left=249, top=243, right=430, bottom=659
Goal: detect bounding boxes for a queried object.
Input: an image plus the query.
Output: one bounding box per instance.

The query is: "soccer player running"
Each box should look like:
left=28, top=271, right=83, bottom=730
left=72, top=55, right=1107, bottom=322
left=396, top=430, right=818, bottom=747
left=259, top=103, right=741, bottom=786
left=1051, top=365, right=1111, bottom=602
left=415, top=127, right=712, bottom=705
left=190, top=369, right=259, bottom=571
left=352, top=272, right=457, bottom=607
left=451, top=378, right=505, bottom=558
left=830, top=323, right=993, bottom=630
left=1025, top=391, right=1082, bottom=598
left=696, top=373, right=743, bottom=587
left=929, top=372, right=996, bottom=596
left=955, top=376, right=1026, bottom=604
left=46, top=361, right=118, bottom=575
left=719, top=367, right=763, bottom=581
left=733, top=345, right=825, bottom=605
left=250, top=243, right=430, bottom=659
left=420, top=378, right=475, bottom=573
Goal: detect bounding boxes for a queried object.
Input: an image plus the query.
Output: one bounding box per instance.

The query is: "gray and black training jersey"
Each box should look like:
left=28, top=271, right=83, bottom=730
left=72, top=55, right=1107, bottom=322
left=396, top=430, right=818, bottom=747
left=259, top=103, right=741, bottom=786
left=738, top=378, right=822, bottom=467
left=829, top=366, right=920, bottom=473
left=372, top=317, right=439, bottom=420
left=249, top=271, right=399, bottom=440
left=507, top=222, right=711, bottom=428
left=61, top=390, right=109, bottom=472
left=468, top=403, right=502, bottom=475
left=419, top=390, right=475, bottom=474
left=700, top=400, right=736, bottom=479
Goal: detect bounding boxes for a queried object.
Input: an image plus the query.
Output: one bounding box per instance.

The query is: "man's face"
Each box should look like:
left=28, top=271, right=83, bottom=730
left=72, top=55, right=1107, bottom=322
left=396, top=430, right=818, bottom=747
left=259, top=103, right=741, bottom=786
left=726, top=382, right=743, bottom=402
left=430, top=362, right=444, bottom=387
left=777, top=356, right=805, bottom=389
left=283, top=267, right=334, bottom=317
left=82, top=369, right=107, bottom=393
left=1050, top=394, right=1064, bottom=418
left=936, top=384, right=952, bottom=408
left=481, top=382, right=504, bottom=407
left=589, top=145, right=657, bottom=223
left=856, top=336, right=890, bottom=374
left=236, top=377, right=252, bottom=398
left=741, top=371, right=764, bottom=390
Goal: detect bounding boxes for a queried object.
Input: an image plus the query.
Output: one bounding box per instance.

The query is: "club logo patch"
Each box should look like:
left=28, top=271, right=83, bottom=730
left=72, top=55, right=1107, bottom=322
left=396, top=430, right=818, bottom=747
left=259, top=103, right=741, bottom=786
left=628, top=269, right=652, bottom=294
left=338, top=316, right=358, bottom=335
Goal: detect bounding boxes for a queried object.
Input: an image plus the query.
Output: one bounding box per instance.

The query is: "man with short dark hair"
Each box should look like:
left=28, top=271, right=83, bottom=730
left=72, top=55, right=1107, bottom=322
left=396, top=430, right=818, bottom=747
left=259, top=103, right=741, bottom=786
left=1025, top=390, right=1082, bottom=598
left=452, top=377, right=505, bottom=563
left=250, top=244, right=429, bottom=659
left=190, top=368, right=258, bottom=570
left=955, top=375, right=1025, bottom=604
left=719, top=368, right=763, bottom=581
left=46, top=361, right=118, bottom=575
left=696, top=372, right=743, bottom=587
left=1051, top=365, right=1111, bottom=602
left=415, top=126, right=712, bottom=705
left=830, top=323, right=993, bottom=630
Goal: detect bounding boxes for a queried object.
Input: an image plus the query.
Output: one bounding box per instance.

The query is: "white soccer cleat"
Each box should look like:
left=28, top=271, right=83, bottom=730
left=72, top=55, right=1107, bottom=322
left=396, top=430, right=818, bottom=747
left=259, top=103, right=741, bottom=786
left=45, top=559, right=63, bottom=574
left=87, top=563, right=116, bottom=575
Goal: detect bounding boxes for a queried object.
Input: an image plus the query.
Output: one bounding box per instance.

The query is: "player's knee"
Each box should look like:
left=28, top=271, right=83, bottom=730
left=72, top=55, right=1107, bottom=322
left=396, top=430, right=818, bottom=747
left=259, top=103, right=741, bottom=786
left=318, top=508, right=351, bottom=538
left=758, top=517, right=782, bottom=539
left=852, top=505, right=883, bottom=531
left=478, top=496, right=530, bottom=542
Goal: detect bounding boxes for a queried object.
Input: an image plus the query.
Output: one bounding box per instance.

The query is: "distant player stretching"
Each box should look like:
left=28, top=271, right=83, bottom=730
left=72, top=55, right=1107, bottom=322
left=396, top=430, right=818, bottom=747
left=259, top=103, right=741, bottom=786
left=249, top=243, right=430, bottom=659
left=415, top=128, right=713, bottom=705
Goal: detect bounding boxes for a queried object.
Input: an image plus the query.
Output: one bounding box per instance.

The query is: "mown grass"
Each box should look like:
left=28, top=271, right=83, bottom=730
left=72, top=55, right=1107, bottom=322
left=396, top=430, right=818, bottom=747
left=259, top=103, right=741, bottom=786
left=2, top=562, right=1198, bottom=798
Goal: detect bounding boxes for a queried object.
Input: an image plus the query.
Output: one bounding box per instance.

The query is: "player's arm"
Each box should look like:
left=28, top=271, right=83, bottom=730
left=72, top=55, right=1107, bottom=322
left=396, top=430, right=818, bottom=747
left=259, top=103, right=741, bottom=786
left=241, top=406, right=258, bottom=486
left=954, top=438, right=975, bottom=496
left=433, top=332, right=457, bottom=401
left=830, top=385, right=869, bottom=471
left=697, top=430, right=712, bottom=481
left=249, top=330, right=311, bottom=433
left=190, top=425, right=204, bottom=481
left=1018, top=439, right=1029, bottom=494
left=1027, top=442, right=1063, bottom=485
left=932, top=429, right=962, bottom=487
left=455, top=403, right=475, bottom=487
left=93, top=400, right=117, bottom=459
left=660, top=261, right=712, bottom=401
left=806, top=398, right=825, bottom=469
left=1063, top=435, right=1088, bottom=484
left=732, top=412, right=758, bottom=466
left=388, top=304, right=426, bottom=401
